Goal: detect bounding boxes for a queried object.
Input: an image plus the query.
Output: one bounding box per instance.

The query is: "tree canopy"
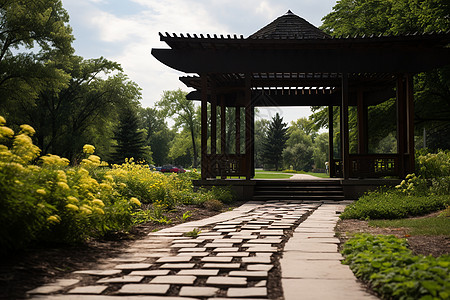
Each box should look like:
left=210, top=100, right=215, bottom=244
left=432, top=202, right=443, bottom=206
left=261, top=113, right=288, bottom=171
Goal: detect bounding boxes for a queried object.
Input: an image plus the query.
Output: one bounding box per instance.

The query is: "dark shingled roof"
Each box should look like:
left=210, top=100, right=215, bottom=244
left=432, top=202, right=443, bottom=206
left=249, top=10, right=331, bottom=39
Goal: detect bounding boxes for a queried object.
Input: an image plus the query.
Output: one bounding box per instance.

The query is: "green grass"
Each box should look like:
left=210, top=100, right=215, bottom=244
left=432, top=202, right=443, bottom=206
left=369, top=216, right=450, bottom=236
left=253, top=172, right=293, bottom=179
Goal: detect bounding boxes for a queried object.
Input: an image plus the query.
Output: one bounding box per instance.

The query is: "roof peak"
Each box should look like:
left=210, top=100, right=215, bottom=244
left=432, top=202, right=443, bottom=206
left=249, top=11, right=330, bottom=40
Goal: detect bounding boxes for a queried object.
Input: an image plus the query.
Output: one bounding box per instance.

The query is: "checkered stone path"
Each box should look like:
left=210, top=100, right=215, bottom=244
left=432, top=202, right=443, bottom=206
left=28, top=200, right=363, bottom=300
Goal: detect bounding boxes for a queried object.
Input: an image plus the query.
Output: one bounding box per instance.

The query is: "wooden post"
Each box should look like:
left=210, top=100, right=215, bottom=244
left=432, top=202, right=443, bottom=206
left=328, top=105, right=335, bottom=177
left=235, top=106, right=241, bottom=155
left=220, top=96, right=226, bottom=179
left=211, top=95, right=217, bottom=155
left=245, top=75, right=253, bottom=180
left=201, top=75, right=208, bottom=180
left=341, top=73, right=350, bottom=179
left=357, top=89, right=368, bottom=154
left=397, top=75, right=406, bottom=177
left=406, top=74, right=415, bottom=174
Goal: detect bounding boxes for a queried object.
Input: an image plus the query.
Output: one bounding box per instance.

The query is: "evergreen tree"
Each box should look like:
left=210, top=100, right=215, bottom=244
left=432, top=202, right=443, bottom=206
left=112, top=108, right=151, bottom=164
left=261, top=113, right=288, bottom=171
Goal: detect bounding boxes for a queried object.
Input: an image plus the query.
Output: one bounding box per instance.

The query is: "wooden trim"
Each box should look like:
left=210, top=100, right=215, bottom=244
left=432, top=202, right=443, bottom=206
left=201, top=75, right=208, bottom=179
left=406, top=74, right=415, bottom=174
left=341, top=73, right=350, bottom=179
left=328, top=105, right=335, bottom=177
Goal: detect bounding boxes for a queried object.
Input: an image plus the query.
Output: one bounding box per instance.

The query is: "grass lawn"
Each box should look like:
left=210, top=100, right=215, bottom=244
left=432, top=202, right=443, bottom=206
left=369, top=216, right=450, bottom=236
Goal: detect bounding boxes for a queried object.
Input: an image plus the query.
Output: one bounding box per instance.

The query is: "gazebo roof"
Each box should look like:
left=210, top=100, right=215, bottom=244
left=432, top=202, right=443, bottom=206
left=249, top=10, right=331, bottom=40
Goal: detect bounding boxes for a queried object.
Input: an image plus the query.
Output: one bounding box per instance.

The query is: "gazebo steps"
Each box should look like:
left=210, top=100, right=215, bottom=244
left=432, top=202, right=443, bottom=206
left=252, top=180, right=345, bottom=201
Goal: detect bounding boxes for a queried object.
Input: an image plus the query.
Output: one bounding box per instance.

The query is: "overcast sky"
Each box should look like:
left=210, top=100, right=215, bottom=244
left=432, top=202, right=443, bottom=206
left=61, top=0, right=338, bottom=125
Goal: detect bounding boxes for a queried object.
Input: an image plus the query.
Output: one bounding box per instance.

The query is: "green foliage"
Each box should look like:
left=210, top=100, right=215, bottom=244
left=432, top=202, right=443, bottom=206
left=340, top=190, right=450, bottom=220
left=209, top=186, right=235, bottom=204
left=157, top=89, right=200, bottom=168
left=342, top=234, right=450, bottom=299
left=202, top=199, right=224, bottom=211
left=182, top=211, right=192, bottom=223
left=283, top=125, right=314, bottom=171
left=261, top=113, right=288, bottom=171
left=112, top=107, right=151, bottom=164
left=369, top=216, right=450, bottom=236
left=183, top=228, right=201, bottom=238
left=0, top=119, right=140, bottom=252
left=417, top=151, right=450, bottom=179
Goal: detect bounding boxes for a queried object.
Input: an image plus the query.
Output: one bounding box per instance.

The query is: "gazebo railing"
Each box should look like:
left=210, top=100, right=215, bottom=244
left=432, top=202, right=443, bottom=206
left=204, top=154, right=248, bottom=178
left=331, top=154, right=400, bottom=178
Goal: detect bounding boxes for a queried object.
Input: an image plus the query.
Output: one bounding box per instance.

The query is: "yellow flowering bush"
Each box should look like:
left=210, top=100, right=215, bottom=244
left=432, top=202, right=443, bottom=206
left=0, top=116, right=139, bottom=251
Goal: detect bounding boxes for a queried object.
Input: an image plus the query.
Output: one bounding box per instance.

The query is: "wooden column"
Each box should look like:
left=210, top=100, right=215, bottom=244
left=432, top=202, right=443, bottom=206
left=328, top=106, right=335, bottom=177
left=220, top=96, right=226, bottom=179
left=245, top=75, right=253, bottom=180
left=235, top=106, right=241, bottom=155
left=341, top=73, right=350, bottom=179
left=397, top=75, right=406, bottom=177
left=357, top=89, right=368, bottom=154
left=200, top=75, right=208, bottom=180
left=211, top=95, right=217, bottom=155
left=406, top=74, right=415, bottom=174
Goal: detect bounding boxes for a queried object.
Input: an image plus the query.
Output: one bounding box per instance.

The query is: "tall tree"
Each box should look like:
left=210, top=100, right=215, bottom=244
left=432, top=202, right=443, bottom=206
left=254, top=119, right=270, bottom=168
left=318, top=0, right=450, bottom=151
left=112, top=107, right=151, bottom=164
left=157, top=89, right=200, bottom=167
left=283, top=125, right=314, bottom=171
left=261, top=113, right=288, bottom=171
left=139, top=107, right=173, bottom=166
left=0, top=0, right=74, bottom=106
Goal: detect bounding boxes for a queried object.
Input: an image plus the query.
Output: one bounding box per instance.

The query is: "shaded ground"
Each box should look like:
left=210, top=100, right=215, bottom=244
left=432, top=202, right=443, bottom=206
left=0, top=203, right=243, bottom=300
left=335, top=212, right=450, bottom=257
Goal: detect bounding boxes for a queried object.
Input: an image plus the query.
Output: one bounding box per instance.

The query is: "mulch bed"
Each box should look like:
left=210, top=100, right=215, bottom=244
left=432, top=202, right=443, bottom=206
left=0, top=203, right=243, bottom=300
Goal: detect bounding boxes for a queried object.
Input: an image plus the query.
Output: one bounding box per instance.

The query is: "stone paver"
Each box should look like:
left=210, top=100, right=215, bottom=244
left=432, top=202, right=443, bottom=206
left=67, top=285, right=108, bottom=294
left=117, top=284, right=170, bottom=295
left=179, top=286, right=219, bottom=297
left=28, top=200, right=375, bottom=300
left=227, top=287, right=267, bottom=298
left=150, top=275, right=196, bottom=285
left=206, top=276, right=247, bottom=286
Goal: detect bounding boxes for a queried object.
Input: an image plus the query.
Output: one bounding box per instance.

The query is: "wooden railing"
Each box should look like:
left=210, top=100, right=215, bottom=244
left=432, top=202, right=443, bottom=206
left=204, top=154, right=248, bottom=178
left=331, top=154, right=400, bottom=178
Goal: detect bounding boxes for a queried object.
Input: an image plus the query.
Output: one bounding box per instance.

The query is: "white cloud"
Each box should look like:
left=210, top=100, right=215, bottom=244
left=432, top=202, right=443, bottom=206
left=62, top=0, right=337, bottom=122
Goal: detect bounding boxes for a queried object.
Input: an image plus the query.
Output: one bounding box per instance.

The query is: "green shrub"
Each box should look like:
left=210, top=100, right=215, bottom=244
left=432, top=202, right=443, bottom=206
left=340, top=191, right=450, bottom=220
left=202, top=199, right=223, bottom=211
left=417, top=151, right=450, bottom=179
left=0, top=117, right=140, bottom=251
left=210, top=186, right=235, bottom=204
left=342, top=234, right=450, bottom=299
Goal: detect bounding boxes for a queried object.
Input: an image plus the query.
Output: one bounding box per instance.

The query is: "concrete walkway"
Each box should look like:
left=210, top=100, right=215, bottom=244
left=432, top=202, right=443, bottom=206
left=28, top=201, right=377, bottom=300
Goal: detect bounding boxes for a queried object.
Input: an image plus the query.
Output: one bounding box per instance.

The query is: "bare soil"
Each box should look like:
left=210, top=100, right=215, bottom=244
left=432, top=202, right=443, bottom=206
left=0, top=203, right=243, bottom=300
left=335, top=212, right=450, bottom=257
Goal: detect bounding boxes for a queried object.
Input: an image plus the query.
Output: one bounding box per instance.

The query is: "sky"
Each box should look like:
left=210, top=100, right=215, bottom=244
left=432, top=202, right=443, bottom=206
left=61, top=0, right=338, bottom=125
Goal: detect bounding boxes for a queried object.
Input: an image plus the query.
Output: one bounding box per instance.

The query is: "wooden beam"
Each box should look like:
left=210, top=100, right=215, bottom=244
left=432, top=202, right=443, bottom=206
left=245, top=74, right=253, bottom=180
left=328, top=105, right=335, bottom=177
left=357, top=89, right=368, bottom=154
left=152, top=47, right=450, bottom=74
left=341, top=73, right=350, bottom=179
left=211, top=95, right=217, bottom=155
left=220, top=96, right=226, bottom=179
left=201, top=75, right=208, bottom=180
left=396, top=75, right=406, bottom=177
left=235, top=106, right=241, bottom=154
left=406, top=74, right=415, bottom=174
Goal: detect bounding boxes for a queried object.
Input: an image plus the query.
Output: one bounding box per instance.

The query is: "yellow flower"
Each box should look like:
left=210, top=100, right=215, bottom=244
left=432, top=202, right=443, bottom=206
left=0, top=126, right=14, bottom=138
left=67, top=196, right=78, bottom=203
left=93, top=207, right=105, bottom=215
left=65, top=204, right=79, bottom=211
left=130, top=197, right=141, bottom=206
left=80, top=205, right=92, bottom=214
left=92, top=199, right=105, bottom=207
left=0, top=116, right=6, bottom=126
left=57, top=181, right=70, bottom=191
left=104, top=175, right=114, bottom=181
left=36, top=189, right=47, bottom=196
left=99, top=183, right=112, bottom=190
left=19, top=124, right=35, bottom=136
left=47, top=215, right=60, bottom=223
left=83, top=144, right=95, bottom=154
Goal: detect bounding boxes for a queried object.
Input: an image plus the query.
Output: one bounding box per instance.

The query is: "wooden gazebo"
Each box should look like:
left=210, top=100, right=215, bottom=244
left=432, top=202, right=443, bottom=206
left=152, top=11, right=450, bottom=180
